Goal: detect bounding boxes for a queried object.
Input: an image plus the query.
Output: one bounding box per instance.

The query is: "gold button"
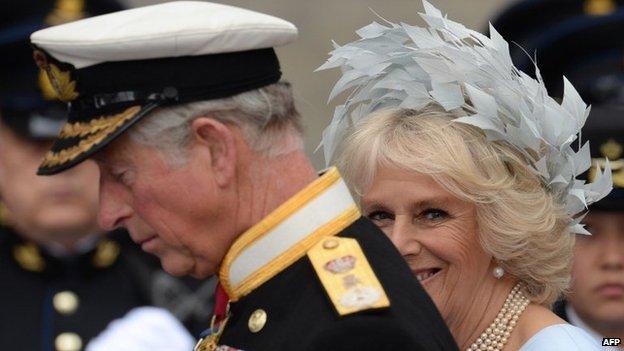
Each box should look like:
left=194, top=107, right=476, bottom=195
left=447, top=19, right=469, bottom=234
left=53, top=291, right=79, bottom=315
left=322, top=238, right=339, bottom=250
left=248, top=309, right=267, bottom=333
left=55, top=332, right=82, bottom=351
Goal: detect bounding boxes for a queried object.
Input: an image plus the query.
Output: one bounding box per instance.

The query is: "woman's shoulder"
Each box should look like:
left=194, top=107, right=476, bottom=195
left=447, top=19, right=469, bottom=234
left=519, top=324, right=601, bottom=351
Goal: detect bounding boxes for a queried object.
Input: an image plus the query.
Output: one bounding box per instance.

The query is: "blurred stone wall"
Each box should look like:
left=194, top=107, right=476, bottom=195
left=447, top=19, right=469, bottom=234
left=125, top=0, right=511, bottom=168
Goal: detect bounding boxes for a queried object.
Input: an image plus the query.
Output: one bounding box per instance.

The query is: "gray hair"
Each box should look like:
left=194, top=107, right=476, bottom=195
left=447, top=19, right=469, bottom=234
left=129, top=82, right=303, bottom=163
left=337, top=106, right=573, bottom=306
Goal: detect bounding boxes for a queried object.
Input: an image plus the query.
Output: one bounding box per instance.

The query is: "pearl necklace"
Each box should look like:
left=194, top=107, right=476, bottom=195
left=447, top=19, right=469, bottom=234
left=467, top=283, right=530, bottom=351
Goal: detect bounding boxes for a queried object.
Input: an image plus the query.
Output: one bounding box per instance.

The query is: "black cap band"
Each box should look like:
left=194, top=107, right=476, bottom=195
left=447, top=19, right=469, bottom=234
left=33, top=46, right=283, bottom=175
left=69, top=47, right=281, bottom=117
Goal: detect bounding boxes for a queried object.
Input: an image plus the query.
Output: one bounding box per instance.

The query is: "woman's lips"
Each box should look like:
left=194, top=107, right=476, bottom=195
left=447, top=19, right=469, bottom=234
left=412, top=268, right=441, bottom=285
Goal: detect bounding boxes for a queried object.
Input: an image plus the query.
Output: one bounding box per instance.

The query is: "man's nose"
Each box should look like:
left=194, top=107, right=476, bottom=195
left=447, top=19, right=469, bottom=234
left=98, top=180, right=133, bottom=231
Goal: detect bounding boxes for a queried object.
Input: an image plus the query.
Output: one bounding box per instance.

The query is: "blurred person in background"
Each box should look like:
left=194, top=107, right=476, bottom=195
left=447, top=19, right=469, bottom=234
left=492, top=1, right=624, bottom=348
left=0, top=1, right=210, bottom=350
left=563, top=125, right=624, bottom=348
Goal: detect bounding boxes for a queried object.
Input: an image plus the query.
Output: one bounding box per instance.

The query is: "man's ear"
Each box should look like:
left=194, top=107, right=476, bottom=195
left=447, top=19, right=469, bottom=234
left=190, top=117, right=237, bottom=186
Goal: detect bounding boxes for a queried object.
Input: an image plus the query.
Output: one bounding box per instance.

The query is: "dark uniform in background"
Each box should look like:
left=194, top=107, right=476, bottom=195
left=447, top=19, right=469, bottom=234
left=0, top=1, right=213, bottom=350
left=0, top=227, right=158, bottom=351
left=492, top=0, right=624, bottom=346
left=0, top=2, right=157, bottom=350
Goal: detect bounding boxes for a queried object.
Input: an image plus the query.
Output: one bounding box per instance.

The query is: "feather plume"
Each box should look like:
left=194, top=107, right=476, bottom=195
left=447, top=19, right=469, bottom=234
left=318, top=0, right=613, bottom=233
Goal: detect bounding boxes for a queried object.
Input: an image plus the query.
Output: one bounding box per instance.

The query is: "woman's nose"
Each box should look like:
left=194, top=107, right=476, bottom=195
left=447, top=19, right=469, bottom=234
left=387, top=216, right=422, bottom=257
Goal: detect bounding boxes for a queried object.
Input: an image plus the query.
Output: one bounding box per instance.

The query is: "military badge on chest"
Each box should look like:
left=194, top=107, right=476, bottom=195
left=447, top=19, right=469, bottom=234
left=194, top=312, right=232, bottom=351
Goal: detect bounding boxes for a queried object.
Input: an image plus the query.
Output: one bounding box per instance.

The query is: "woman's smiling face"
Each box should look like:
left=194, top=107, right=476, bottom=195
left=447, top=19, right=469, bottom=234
left=360, top=165, right=493, bottom=321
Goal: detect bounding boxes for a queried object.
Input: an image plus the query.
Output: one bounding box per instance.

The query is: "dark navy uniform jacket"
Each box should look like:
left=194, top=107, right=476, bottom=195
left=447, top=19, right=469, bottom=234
left=0, top=226, right=157, bottom=351
left=196, top=168, right=458, bottom=351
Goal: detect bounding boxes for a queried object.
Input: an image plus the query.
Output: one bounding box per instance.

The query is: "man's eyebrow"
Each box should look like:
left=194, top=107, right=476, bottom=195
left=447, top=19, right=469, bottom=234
left=92, top=150, right=130, bottom=167
left=92, top=155, right=111, bottom=167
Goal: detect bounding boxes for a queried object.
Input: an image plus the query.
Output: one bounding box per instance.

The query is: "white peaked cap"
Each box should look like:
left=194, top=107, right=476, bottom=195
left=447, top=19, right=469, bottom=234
left=31, top=1, right=298, bottom=69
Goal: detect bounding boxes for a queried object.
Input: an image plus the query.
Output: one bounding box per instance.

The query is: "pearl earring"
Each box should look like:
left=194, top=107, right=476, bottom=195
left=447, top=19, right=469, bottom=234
left=493, top=266, right=504, bottom=279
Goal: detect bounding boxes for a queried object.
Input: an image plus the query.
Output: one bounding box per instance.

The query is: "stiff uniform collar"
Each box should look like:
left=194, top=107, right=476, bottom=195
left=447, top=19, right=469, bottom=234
left=218, top=167, right=361, bottom=301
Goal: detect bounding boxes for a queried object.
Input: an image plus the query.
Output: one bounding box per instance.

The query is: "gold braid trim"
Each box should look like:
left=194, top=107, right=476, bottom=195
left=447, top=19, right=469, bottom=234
left=59, top=108, right=142, bottom=138
left=41, top=106, right=141, bottom=168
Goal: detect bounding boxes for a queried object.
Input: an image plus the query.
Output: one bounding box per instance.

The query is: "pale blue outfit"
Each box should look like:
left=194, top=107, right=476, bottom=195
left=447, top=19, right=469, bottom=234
left=565, top=304, right=622, bottom=351
left=519, top=324, right=602, bottom=350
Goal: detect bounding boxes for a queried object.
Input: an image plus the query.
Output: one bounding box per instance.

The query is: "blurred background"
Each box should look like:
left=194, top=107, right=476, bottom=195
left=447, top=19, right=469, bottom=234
left=126, top=0, right=512, bottom=168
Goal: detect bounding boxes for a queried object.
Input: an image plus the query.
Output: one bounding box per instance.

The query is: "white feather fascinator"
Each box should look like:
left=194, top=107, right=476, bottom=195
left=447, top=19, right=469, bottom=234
left=318, top=0, right=613, bottom=234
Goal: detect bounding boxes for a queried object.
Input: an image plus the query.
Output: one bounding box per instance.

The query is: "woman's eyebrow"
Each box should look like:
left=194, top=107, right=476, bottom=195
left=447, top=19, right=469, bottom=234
left=409, top=196, right=455, bottom=211
left=361, top=201, right=389, bottom=213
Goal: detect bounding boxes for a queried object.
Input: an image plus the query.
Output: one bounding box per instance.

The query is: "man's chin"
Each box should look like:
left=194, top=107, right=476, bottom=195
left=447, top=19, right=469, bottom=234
left=160, top=255, right=198, bottom=277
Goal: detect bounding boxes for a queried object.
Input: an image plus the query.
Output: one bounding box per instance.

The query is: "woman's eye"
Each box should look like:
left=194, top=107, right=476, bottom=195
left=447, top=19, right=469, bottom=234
left=421, top=208, right=448, bottom=221
left=366, top=210, right=394, bottom=222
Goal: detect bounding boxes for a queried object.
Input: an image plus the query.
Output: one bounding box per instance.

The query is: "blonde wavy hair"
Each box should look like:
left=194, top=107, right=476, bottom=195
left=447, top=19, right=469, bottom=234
left=336, top=105, right=573, bottom=306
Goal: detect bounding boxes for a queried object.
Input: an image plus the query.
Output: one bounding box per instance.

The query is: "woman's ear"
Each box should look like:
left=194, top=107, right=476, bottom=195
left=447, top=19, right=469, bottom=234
left=190, top=117, right=237, bottom=186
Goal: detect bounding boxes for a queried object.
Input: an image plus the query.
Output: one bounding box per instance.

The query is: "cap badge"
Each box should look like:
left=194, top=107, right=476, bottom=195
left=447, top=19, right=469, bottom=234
left=33, top=50, right=79, bottom=102
left=600, top=139, right=623, bottom=160
left=38, top=69, right=59, bottom=100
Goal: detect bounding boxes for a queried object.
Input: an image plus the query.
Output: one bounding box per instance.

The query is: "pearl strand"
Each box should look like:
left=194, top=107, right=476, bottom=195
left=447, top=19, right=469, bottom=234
left=467, top=283, right=530, bottom=351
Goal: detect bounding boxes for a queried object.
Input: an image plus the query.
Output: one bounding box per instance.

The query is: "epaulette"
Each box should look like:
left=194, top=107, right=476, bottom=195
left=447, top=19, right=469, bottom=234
left=307, top=236, right=390, bottom=316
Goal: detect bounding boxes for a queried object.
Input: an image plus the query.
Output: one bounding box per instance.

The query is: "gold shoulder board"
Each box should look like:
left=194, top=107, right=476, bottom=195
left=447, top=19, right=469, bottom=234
left=307, top=236, right=390, bottom=316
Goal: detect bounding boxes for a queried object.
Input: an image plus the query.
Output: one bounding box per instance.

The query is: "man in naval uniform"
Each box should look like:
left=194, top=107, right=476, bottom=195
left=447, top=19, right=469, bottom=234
left=28, top=2, right=458, bottom=350
left=0, top=1, right=210, bottom=350
left=492, top=1, right=624, bottom=348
